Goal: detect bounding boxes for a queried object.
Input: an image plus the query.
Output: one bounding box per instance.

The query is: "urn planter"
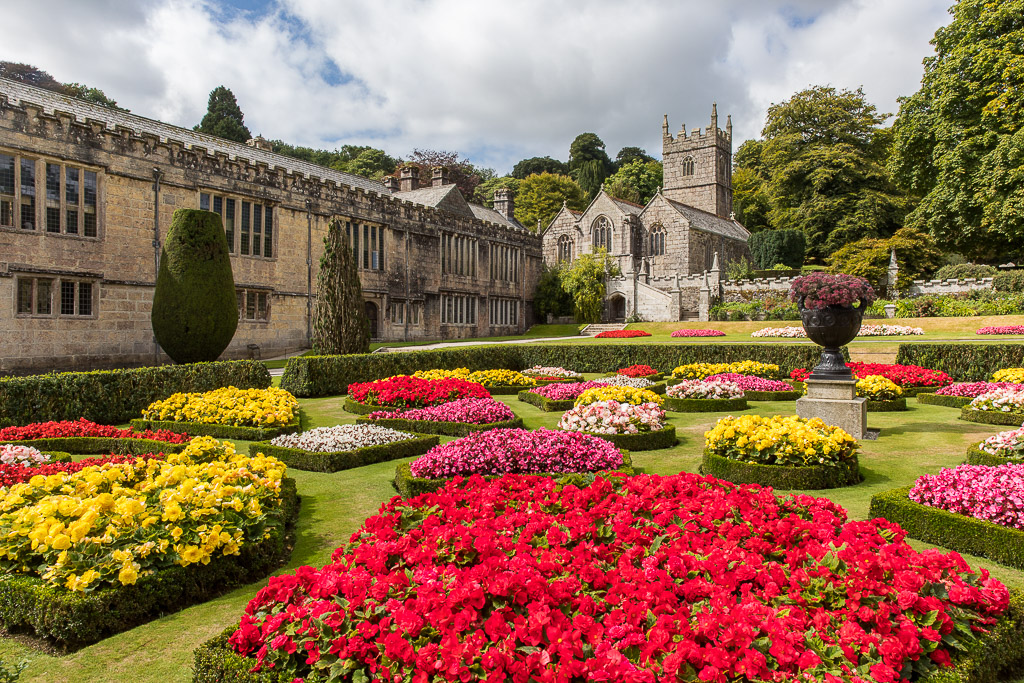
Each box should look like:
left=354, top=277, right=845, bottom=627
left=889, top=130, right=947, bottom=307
left=798, top=298, right=867, bottom=380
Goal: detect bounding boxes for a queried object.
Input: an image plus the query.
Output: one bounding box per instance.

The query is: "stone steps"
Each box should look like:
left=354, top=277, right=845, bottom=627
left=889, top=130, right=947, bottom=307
left=581, top=323, right=628, bottom=336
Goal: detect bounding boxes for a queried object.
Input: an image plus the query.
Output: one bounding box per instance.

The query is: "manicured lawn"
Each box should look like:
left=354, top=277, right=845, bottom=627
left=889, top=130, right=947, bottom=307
left=3, top=375, right=1024, bottom=681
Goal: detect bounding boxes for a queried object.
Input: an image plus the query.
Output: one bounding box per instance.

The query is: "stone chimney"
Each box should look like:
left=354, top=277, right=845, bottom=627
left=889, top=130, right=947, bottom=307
left=493, top=188, right=515, bottom=221
left=381, top=175, right=398, bottom=192
left=431, top=167, right=450, bottom=187
left=246, top=135, right=273, bottom=151
left=399, top=166, right=419, bottom=192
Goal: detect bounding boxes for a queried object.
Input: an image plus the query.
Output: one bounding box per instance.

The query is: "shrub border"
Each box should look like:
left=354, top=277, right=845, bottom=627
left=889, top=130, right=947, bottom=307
left=742, top=390, right=802, bottom=402
left=959, top=408, right=1024, bottom=427
left=249, top=435, right=440, bottom=473
left=193, top=626, right=329, bottom=683
left=965, top=443, right=1021, bottom=467
left=557, top=425, right=677, bottom=451
left=866, top=398, right=908, bottom=412
left=0, top=478, right=298, bottom=649
left=917, top=392, right=972, bottom=409
left=663, top=397, right=749, bottom=413
left=516, top=391, right=575, bottom=412
left=393, top=451, right=634, bottom=499
left=868, top=486, right=1024, bottom=570
left=0, top=436, right=188, bottom=455
left=701, top=451, right=861, bottom=490
left=129, top=417, right=301, bottom=441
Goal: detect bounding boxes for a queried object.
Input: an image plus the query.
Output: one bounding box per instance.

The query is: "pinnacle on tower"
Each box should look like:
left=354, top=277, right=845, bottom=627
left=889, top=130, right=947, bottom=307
left=726, top=114, right=732, bottom=139
left=710, top=102, right=718, bottom=132
left=662, top=114, right=669, bottom=138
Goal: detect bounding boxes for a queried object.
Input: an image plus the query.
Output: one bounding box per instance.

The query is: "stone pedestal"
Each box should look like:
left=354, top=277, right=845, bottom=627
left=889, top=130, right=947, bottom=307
left=796, top=378, right=866, bottom=439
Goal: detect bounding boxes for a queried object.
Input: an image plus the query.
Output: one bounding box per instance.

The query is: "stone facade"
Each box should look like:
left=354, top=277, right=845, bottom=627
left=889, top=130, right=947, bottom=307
left=0, top=77, right=542, bottom=374
left=541, top=105, right=750, bottom=322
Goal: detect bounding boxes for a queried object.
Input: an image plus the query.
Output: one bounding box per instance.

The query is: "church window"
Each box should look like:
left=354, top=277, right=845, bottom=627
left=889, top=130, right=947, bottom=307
left=650, top=225, right=666, bottom=256
left=1, top=153, right=100, bottom=237
left=592, top=215, right=612, bottom=252
left=557, top=234, right=573, bottom=263
left=682, top=156, right=695, bottom=176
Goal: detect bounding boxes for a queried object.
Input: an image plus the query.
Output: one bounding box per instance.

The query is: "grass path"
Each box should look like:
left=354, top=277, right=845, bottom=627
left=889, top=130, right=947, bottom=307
left=2, top=383, right=1023, bottom=681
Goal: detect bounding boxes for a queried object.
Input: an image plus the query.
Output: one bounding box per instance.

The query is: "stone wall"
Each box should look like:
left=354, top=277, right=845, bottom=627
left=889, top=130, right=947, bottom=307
left=907, top=278, right=993, bottom=297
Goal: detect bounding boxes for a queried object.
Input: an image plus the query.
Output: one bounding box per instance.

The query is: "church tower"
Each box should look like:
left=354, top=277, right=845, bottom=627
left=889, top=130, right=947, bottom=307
left=661, top=104, right=733, bottom=218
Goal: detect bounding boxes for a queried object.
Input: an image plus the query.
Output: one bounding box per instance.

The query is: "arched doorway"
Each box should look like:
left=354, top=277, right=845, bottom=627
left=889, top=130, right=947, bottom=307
left=609, top=294, right=626, bottom=322
left=364, top=301, right=379, bottom=339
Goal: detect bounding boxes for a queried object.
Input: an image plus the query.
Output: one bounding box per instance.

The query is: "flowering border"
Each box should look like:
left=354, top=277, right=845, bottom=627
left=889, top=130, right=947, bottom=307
left=702, top=450, right=862, bottom=490
left=959, top=407, right=1024, bottom=427
left=354, top=416, right=523, bottom=437
left=516, top=390, right=576, bottom=412
left=556, top=424, right=677, bottom=451
left=917, top=392, right=972, bottom=409
left=664, top=396, right=749, bottom=413
left=866, top=398, right=909, bottom=412
left=870, top=486, right=1024, bottom=570
left=0, top=436, right=189, bottom=456
left=0, top=478, right=298, bottom=649
left=393, top=453, right=634, bottom=499
left=966, top=443, right=1018, bottom=467
left=128, top=417, right=301, bottom=442
left=250, top=435, right=440, bottom=473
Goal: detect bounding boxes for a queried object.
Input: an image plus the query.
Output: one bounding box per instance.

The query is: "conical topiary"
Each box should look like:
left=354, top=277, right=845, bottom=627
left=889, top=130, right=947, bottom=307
left=151, top=209, right=238, bottom=363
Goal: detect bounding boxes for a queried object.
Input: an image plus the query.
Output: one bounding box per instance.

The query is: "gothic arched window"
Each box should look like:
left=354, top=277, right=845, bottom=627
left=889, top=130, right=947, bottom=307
left=592, top=215, right=612, bottom=253
left=682, top=156, right=695, bottom=176
left=557, top=234, right=574, bottom=263
left=650, top=224, right=666, bottom=256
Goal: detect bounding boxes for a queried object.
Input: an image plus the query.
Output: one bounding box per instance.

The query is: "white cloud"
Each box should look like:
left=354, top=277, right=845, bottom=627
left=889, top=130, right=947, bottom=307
left=0, top=0, right=951, bottom=173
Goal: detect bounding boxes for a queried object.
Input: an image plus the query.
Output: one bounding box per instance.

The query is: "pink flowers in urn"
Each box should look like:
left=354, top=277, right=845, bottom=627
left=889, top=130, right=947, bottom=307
left=910, top=464, right=1024, bottom=529
left=558, top=400, right=666, bottom=435
left=367, top=398, right=514, bottom=425
left=705, top=373, right=793, bottom=392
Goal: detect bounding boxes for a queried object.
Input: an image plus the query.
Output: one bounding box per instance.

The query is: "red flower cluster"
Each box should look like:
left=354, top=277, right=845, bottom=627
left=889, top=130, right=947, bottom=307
left=616, top=364, right=658, bottom=377
left=0, top=453, right=164, bottom=488
left=0, top=418, right=190, bottom=444
left=790, top=362, right=951, bottom=387
left=347, top=375, right=490, bottom=409
left=229, top=473, right=1007, bottom=682
left=594, top=329, right=651, bottom=338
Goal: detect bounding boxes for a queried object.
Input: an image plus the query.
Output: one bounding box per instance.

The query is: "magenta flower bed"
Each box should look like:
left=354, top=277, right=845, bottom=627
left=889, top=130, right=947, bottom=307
left=705, top=373, right=793, bottom=392
left=670, top=328, right=726, bottom=337
left=936, top=382, right=1024, bottom=398
left=909, top=464, right=1024, bottom=530
left=367, top=398, right=514, bottom=425
left=527, top=381, right=603, bottom=401
left=409, top=427, right=623, bottom=478
left=977, top=326, right=1024, bottom=335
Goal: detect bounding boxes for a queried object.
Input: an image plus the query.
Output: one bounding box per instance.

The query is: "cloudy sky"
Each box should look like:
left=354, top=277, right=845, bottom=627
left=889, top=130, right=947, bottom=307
left=2, top=0, right=952, bottom=174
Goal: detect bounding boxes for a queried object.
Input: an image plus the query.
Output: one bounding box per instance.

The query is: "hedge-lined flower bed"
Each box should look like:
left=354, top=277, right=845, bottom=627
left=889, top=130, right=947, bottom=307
left=615, top=363, right=660, bottom=378
left=0, top=418, right=192, bottom=456
left=593, top=329, right=650, bottom=338
left=670, top=328, right=725, bottom=337
left=142, top=387, right=298, bottom=428
left=857, top=375, right=909, bottom=412
left=993, top=368, right=1024, bottom=384
left=0, top=443, right=50, bottom=466
left=705, top=414, right=859, bottom=469
left=359, top=398, right=522, bottom=436
left=0, top=437, right=298, bottom=646
left=704, top=372, right=801, bottom=401
left=0, top=453, right=152, bottom=488
left=412, top=368, right=537, bottom=390
left=557, top=401, right=676, bottom=451
left=517, top=382, right=604, bottom=412
left=978, top=427, right=1024, bottom=462
left=664, top=379, right=748, bottom=412
left=965, top=387, right=1024, bottom=417
left=575, top=385, right=663, bottom=406
left=347, top=376, right=490, bottom=411
left=752, top=324, right=923, bottom=338
left=978, top=326, right=1024, bottom=335
left=919, top=382, right=1024, bottom=409
left=591, top=374, right=660, bottom=390
left=224, top=472, right=1011, bottom=682
left=791, top=362, right=951, bottom=391
left=910, top=464, right=1024, bottom=530
left=672, top=360, right=780, bottom=380
left=252, top=425, right=439, bottom=473
left=521, top=365, right=583, bottom=380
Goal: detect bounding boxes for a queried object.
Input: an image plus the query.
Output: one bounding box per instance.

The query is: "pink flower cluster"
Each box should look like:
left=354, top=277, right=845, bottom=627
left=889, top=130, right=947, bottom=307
left=705, top=373, right=793, bottom=392
left=409, top=428, right=623, bottom=478
left=527, top=381, right=603, bottom=401
left=670, top=328, right=725, bottom=337
left=937, top=382, right=1024, bottom=398
left=980, top=427, right=1024, bottom=459
left=977, top=326, right=1024, bottom=335
left=0, top=444, right=49, bottom=466
left=910, top=464, right=1024, bottom=529
left=969, top=387, right=1024, bottom=413
left=557, top=400, right=665, bottom=435
left=666, top=379, right=744, bottom=400
left=367, top=398, right=514, bottom=425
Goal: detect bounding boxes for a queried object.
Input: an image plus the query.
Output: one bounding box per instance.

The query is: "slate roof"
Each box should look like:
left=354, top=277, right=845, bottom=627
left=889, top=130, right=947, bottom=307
left=469, top=204, right=523, bottom=230
left=665, top=198, right=750, bottom=241
left=392, top=184, right=456, bottom=207
left=609, top=196, right=644, bottom=216
left=0, top=76, right=389, bottom=195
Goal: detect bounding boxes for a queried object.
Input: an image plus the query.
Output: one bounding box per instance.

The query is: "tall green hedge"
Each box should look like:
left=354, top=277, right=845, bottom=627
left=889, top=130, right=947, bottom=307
left=747, top=229, right=806, bottom=269
left=895, top=343, right=1024, bottom=381
left=0, top=361, right=270, bottom=428
left=281, top=344, right=831, bottom=398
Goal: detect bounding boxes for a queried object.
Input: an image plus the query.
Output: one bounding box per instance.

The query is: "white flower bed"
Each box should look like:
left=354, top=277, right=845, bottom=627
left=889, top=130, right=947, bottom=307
left=969, top=388, right=1024, bottom=414
left=0, top=444, right=50, bottom=466
left=593, top=375, right=656, bottom=389
left=666, top=380, right=744, bottom=400
left=270, top=424, right=417, bottom=452
left=522, top=366, right=583, bottom=379
left=751, top=324, right=924, bottom=338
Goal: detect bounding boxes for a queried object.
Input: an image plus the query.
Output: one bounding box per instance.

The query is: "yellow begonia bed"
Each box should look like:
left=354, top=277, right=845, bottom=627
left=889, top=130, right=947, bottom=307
left=575, top=386, right=664, bottom=406
left=412, top=368, right=536, bottom=387
left=704, top=414, right=858, bottom=467
left=672, top=361, right=781, bottom=380
left=142, top=386, right=298, bottom=428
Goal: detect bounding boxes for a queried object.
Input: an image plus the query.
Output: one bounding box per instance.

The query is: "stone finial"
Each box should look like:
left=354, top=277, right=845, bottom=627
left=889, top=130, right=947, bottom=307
left=680, top=122, right=687, bottom=137
left=246, top=135, right=273, bottom=151
left=700, top=272, right=710, bottom=291
left=730, top=211, right=736, bottom=220
left=711, top=102, right=718, bottom=131
left=663, top=114, right=669, bottom=138
left=711, top=251, right=720, bottom=272
left=656, top=185, right=661, bottom=195
left=726, top=114, right=732, bottom=140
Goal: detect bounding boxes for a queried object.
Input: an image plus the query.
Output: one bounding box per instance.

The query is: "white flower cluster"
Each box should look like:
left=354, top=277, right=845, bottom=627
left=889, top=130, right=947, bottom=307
left=270, top=424, right=416, bottom=452
left=593, top=375, right=656, bottom=389
left=666, top=380, right=744, bottom=400
left=0, top=444, right=50, bottom=465
left=969, top=388, right=1024, bottom=414
left=751, top=324, right=924, bottom=338
left=522, top=366, right=583, bottom=379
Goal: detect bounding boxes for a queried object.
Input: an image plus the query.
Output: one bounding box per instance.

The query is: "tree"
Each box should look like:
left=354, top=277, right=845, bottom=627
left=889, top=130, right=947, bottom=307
left=568, top=133, right=612, bottom=173
left=604, top=159, right=663, bottom=205
left=346, top=148, right=399, bottom=179
left=151, top=209, right=238, bottom=364
left=513, top=172, right=587, bottom=231
left=889, top=0, right=1024, bottom=261
left=194, top=86, right=251, bottom=143
left=827, top=227, right=943, bottom=291
left=614, top=146, right=654, bottom=168
left=747, top=230, right=806, bottom=269
left=559, top=250, right=619, bottom=323
left=473, top=176, right=520, bottom=208
left=511, top=156, right=569, bottom=179
left=400, top=149, right=487, bottom=199
left=0, top=62, right=125, bottom=110
left=532, top=264, right=574, bottom=319
left=575, top=159, right=607, bottom=201
left=62, top=83, right=123, bottom=110
left=731, top=140, right=772, bottom=232
left=268, top=141, right=398, bottom=178
left=312, top=219, right=370, bottom=355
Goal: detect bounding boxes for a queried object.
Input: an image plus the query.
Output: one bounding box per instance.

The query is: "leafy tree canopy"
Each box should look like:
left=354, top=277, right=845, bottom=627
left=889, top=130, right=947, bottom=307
left=514, top=172, right=587, bottom=232
left=269, top=141, right=399, bottom=179
left=605, top=159, right=663, bottom=205
left=559, top=249, right=620, bottom=324
left=511, top=156, right=569, bottom=179
left=889, top=0, right=1024, bottom=261
left=614, top=146, right=655, bottom=168
left=532, top=264, right=574, bottom=319
left=194, top=86, right=251, bottom=143
left=828, top=227, right=943, bottom=291
left=392, top=149, right=491, bottom=199
left=0, top=61, right=125, bottom=110
left=568, top=133, right=612, bottom=174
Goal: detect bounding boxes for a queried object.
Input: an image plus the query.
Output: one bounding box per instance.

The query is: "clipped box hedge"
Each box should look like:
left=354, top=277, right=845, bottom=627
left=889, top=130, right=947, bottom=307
left=0, top=360, right=271, bottom=428
left=129, top=417, right=301, bottom=442
left=0, top=478, right=298, bottom=649
left=866, top=398, right=908, bottom=412
left=250, top=435, right=439, bottom=473
left=664, top=397, right=748, bottom=413
left=702, top=451, right=861, bottom=490
left=558, top=425, right=677, bottom=451
left=869, top=486, right=1024, bottom=570
left=959, top=408, right=1024, bottom=427
left=393, top=451, right=635, bottom=499
left=516, top=390, right=575, bottom=412
left=193, top=626, right=328, bottom=683
left=342, top=399, right=402, bottom=416
left=281, top=344, right=832, bottom=398
left=0, top=436, right=188, bottom=455
left=896, top=343, right=1024, bottom=382
left=917, top=392, right=971, bottom=409
left=355, top=416, right=523, bottom=437
left=743, top=390, right=802, bottom=402
left=965, top=443, right=1020, bottom=467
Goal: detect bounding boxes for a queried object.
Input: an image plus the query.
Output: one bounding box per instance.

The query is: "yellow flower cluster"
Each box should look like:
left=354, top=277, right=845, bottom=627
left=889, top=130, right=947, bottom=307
left=575, top=386, right=664, bottom=406
left=856, top=375, right=903, bottom=400
left=412, top=368, right=537, bottom=387
left=142, top=386, right=298, bottom=427
left=672, top=361, right=780, bottom=380
left=992, top=368, right=1024, bottom=384
left=704, top=414, right=858, bottom=467
left=0, top=438, right=285, bottom=592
